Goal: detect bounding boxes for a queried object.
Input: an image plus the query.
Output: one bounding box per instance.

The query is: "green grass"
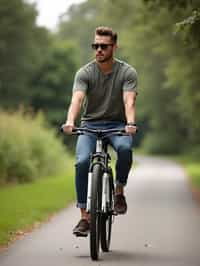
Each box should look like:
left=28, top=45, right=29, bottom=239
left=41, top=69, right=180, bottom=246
left=0, top=167, right=75, bottom=246
left=178, top=158, right=200, bottom=190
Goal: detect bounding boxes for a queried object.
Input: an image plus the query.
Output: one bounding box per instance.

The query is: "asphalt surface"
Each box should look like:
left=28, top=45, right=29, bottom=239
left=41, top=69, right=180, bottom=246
left=0, top=156, right=200, bottom=266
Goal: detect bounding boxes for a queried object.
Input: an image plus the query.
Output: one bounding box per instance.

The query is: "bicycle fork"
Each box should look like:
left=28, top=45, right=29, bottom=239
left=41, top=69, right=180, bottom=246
left=86, top=171, right=109, bottom=213
left=86, top=171, right=92, bottom=212
left=102, top=172, right=109, bottom=213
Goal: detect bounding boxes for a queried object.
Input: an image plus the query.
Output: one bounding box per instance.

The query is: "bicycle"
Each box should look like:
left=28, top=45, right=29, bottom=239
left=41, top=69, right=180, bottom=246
left=61, top=126, right=128, bottom=260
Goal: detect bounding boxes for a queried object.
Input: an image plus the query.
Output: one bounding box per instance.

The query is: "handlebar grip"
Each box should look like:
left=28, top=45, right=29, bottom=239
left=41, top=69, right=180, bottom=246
left=60, top=125, right=78, bottom=134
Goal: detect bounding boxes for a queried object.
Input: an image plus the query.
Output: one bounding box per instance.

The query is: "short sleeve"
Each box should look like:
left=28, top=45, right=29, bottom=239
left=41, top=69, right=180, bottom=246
left=122, top=66, right=138, bottom=92
left=72, top=68, right=88, bottom=92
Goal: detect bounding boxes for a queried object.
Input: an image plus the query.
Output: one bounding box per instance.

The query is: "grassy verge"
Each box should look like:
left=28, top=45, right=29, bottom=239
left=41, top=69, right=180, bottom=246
left=185, top=163, right=200, bottom=189
left=176, top=157, right=200, bottom=191
left=0, top=161, right=75, bottom=246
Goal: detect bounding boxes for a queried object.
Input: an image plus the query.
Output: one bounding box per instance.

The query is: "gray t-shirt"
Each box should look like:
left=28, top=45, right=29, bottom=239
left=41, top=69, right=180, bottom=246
left=72, top=58, right=138, bottom=123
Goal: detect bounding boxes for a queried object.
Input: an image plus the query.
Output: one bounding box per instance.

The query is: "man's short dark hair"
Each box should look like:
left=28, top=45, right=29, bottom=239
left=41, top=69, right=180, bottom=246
left=95, top=26, right=117, bottom=44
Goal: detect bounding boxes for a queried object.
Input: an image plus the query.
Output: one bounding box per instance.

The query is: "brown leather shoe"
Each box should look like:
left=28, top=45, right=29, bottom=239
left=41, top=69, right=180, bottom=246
left=73, top=219, right=90, bottom=237
left=114, top=194, right=127, bottom=214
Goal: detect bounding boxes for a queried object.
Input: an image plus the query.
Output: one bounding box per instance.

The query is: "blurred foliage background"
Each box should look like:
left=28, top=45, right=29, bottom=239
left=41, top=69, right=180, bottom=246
left=0, top=0, right=200, bottom=184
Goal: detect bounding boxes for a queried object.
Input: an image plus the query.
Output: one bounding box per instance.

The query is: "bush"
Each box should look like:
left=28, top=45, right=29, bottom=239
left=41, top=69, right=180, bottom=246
left=0, top=110, right=68, bottom=184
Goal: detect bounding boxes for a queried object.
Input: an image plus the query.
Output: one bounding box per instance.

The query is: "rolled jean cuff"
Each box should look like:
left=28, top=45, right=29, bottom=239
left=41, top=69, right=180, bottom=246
left=115, top=180, right=127, bottom=187
left=76, top=202, right=87, bottom=209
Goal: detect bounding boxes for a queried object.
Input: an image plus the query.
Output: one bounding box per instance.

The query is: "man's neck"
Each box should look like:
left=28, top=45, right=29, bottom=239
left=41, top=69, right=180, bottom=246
left=97, top=58, right=115, bottom=74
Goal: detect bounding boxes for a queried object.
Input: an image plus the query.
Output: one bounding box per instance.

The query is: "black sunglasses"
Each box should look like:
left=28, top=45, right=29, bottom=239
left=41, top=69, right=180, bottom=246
left=91, top=43, right=113, bottom=50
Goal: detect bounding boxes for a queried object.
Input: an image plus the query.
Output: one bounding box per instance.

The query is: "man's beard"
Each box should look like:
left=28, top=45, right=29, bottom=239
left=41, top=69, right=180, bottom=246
left=96, top=52, right=113, bottom=63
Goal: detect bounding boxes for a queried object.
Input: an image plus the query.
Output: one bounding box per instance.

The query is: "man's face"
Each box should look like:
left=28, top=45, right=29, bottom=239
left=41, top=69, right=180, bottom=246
left=93, top=35, right=116, bottom=63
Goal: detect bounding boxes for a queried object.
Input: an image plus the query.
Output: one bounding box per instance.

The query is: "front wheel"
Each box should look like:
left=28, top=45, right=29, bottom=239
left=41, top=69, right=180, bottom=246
left=90, top=164, right=103, bottom=260
left=101, top=168, right=114, bottom=252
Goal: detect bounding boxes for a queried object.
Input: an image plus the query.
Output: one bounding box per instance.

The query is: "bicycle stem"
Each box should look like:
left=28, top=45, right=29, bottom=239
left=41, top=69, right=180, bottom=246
left=96, top=139, right=103, bottom=153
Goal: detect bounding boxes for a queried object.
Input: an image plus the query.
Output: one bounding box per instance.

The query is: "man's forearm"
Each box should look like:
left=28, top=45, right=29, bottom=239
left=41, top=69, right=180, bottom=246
left=66, top=103, right=81, bottom=125
left=65, top=91, right=85, bottom=125
left=123, top=91, right=137, bottom=124
left=125, top=103, right=136, bottom=124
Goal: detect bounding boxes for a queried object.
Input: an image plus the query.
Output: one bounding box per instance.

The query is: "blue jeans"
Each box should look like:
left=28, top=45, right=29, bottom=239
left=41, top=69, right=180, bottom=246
left=75, top=121, right=134, bottom=208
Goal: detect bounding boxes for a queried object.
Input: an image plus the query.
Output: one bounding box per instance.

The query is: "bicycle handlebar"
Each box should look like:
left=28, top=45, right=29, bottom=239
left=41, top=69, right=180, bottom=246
left=60, top=125, right=127, bottom=137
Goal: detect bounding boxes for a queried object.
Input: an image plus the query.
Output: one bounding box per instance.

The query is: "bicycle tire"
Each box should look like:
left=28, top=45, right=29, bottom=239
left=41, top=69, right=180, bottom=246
left=101, top=168, right=114, bottom=252
left=90, top=163, right=103, bottom=260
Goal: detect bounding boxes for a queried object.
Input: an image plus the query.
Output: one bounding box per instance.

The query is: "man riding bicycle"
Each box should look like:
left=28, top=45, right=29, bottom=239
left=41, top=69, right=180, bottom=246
left=62, top=26, right=138, bottom=237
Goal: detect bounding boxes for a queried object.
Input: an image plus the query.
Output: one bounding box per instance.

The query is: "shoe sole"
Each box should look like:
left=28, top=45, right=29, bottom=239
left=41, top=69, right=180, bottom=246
left=73, top=230, right=89, bottom=237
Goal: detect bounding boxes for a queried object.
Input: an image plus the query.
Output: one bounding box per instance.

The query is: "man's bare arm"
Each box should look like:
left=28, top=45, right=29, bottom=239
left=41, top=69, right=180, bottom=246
left=63, top=90, right=85, bottom=133
left=123, top=90, right=137, bottom=134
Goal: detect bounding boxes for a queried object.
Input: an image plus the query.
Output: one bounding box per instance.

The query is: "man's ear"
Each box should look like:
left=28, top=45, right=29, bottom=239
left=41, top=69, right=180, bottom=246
left=113, top=44, right=118, bottom=51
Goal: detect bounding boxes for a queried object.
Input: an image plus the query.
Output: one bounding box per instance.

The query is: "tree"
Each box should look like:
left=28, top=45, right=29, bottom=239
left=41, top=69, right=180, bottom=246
left=31, top=41, right=80, bottom=126
left=0, top=0, right=50, bottom=108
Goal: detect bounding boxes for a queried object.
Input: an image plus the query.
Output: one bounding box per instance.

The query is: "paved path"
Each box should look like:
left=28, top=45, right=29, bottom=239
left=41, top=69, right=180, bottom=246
left=0, top=156, right=200, bottom=265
